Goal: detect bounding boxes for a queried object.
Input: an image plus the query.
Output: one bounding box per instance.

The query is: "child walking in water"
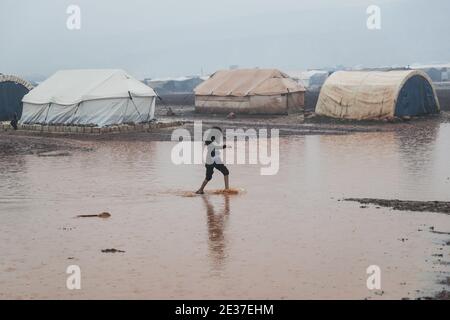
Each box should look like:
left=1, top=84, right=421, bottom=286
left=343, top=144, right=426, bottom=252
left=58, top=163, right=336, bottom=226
left=196, top=127, right=230, bottom=194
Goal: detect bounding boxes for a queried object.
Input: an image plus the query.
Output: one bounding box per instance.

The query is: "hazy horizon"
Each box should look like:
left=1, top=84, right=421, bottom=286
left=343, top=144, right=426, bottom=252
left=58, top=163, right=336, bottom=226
left=1, top=0, right=450, bottom=81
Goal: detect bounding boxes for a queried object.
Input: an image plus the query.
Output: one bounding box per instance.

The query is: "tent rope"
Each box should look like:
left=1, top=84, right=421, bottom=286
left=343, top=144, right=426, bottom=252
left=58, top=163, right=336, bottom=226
left=146, top=98, right=153, bottom=122
left=70, top=102, right=81, bottom=123
left=128, top=91, right=143, bottom=121
left=44, top=103, right=52, bottom=123
left=154, top=89, right=169, bottom=112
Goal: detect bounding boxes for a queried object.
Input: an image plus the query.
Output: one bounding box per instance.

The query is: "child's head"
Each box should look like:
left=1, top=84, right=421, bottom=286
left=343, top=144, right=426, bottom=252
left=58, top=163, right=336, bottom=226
left=206, top=126, right=223, bottom=142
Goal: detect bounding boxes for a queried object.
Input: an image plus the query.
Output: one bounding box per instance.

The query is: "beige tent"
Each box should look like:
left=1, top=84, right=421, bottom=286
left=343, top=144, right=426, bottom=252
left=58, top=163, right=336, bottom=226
left=315, top=70, right=440, bottom=120
left=194, top=69, right=305, bottom=114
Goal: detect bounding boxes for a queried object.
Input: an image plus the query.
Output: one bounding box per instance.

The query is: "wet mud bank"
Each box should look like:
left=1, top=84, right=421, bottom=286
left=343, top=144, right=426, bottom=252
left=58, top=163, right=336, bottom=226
left=345, top=197, right=450, bottom=300
left=0, top=132, right=92, bottom=156
left=158, top=106, right=450, bottom=135
left=1, top=110, right=448, bottom=146
left=345, top=198, right=450, bottom=214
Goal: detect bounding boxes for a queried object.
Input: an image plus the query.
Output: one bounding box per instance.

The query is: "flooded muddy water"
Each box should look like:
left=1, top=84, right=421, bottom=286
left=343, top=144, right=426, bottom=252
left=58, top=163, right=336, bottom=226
left=0, top=122, right=449, bottom=299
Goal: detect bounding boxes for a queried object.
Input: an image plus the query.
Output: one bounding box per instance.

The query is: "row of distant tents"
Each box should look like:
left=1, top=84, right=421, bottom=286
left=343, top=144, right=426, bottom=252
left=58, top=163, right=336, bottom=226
left=0, top=67, right=443, bottom=126
left=194, top=68, right=440, bottom=118
left=145, top=64, right=450, bottom=93
left=144, top=70, right=329, bottom=94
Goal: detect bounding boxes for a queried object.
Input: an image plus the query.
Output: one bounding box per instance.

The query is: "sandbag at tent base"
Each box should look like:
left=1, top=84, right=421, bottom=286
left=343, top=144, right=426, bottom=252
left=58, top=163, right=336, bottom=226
left=2, top=120, right=183, bottom=134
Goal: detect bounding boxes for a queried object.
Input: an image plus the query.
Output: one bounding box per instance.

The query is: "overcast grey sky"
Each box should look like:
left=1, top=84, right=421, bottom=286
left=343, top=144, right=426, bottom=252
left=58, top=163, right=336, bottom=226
left=1, top=0, right=449, bottom=80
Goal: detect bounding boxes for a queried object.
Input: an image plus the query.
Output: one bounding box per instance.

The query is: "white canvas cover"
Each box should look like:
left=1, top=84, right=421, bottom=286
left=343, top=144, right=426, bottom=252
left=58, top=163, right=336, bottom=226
left=315, top=70, right=440, bottom=119
left=21, top=69, right=156, bottom=127
left=194, top=69, right=305, bottom=97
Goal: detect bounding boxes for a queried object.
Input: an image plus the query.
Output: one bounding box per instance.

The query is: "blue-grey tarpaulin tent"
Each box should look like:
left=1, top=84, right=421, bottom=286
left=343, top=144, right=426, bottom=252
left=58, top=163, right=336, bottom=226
left=0, top=75, right=33, bottom=121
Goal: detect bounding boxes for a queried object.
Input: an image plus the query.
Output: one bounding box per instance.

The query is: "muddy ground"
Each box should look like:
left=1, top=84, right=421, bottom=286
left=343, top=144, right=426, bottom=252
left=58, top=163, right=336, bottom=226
left=345, top=198, right=450, bottom=215
left=1, top=110, right=448, bottom=154
left=0, top=132, right=92, bottom=156
left=1, top=109, right=450, bottom=158
left=155, top=106, right=450, bottom=143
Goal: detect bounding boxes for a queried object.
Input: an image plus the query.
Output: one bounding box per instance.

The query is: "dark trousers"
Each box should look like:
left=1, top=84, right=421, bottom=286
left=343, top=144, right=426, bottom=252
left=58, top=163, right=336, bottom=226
left=205, top=162, right=229, bottom=181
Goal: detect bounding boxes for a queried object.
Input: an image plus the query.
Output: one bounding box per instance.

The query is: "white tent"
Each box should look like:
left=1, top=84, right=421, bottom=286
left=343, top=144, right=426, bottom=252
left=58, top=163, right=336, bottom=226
left=21, top=69, right=156, bottom=127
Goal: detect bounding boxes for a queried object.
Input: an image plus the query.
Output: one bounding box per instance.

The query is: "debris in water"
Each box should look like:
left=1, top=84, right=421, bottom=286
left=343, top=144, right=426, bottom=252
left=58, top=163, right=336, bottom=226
left=101, top=248, right=125, bottom=253
left=430, top=229, right=450, bottom=235
left=38, top=150, right=72, bottom=157
left=166, top=107, right=176, bottom=116
left=344, top=198, right=450, bottom=214
left=226, top=112, right=236, bottom=119
left=432, top=290, right=450, bottom=300
left=60, top=226, right=75, bottom=231
left=439, top=277, right=450, bottom=286
left=77, top=212, right=111, bottom=218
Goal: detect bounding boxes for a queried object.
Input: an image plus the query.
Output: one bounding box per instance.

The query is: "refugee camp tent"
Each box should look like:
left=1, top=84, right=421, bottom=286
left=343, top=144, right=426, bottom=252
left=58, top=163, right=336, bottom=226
left=0, top=74, right=33, bottom=121
left=287, top=70, right=329, bottom=88
left=21, top=69, right=156, bottom=127
left=411, top=63, right=450, bottom=83
left=315, top=70, right=440, bottom=120
left=145, top=76, right=206, bottom=94
left=194, top=69, right=305, bottom=114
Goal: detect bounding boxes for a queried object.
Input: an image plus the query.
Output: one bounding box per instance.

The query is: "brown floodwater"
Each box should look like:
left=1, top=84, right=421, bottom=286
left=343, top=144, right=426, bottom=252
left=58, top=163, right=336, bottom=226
left=0, top=122, right=449, bottom=299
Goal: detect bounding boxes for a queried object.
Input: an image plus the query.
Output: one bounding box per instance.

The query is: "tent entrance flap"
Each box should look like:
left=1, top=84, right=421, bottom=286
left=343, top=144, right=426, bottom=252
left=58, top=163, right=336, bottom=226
left=395, top=75, right=439, bottom=116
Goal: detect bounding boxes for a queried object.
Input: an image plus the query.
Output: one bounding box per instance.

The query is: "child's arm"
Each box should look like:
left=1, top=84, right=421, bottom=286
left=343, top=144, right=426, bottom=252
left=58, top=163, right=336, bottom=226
left=206, top=140, right=229, bottom=149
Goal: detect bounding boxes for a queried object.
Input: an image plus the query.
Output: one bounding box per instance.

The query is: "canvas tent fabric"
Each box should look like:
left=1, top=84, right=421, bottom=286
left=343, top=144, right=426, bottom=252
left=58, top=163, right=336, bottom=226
left=315, top=70, right=440, bottom=120
left=195, top=69, right=304, bottom=96
left=194, top=69, right=305, bottom=114
left=0, top=74, right=33, bottom=121
left=21, top=69, right=156, bottom=127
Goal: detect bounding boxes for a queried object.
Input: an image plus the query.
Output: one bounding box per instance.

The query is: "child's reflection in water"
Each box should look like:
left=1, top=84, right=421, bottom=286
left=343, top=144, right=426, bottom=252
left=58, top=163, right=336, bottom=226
left=201, top=194, right=230, bottom=272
